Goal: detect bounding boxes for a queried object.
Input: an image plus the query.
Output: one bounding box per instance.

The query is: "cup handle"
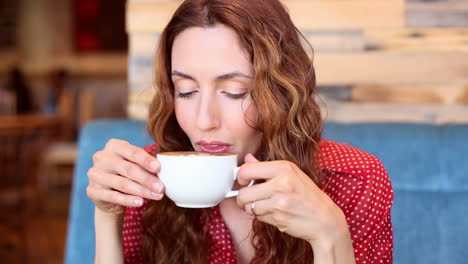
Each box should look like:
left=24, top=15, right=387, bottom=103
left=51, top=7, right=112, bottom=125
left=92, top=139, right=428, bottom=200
left=225, top=167, right=255, bottom=198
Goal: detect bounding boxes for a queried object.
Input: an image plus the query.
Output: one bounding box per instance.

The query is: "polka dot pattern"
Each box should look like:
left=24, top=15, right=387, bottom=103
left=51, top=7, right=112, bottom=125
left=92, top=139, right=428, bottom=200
left=317, top=140, right=394, bottom=263
left=204, top=206, right=238, bottom=264
left=122, top=140, right=394, bottom=263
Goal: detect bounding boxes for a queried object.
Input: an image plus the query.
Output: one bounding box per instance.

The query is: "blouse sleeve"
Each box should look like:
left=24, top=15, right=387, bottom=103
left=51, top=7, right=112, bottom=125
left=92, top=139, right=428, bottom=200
left=122, top=205, right=145, bottom=264
left=323, top=154, right=394, bottom=264
left=122, top=143, right=158, bottom=264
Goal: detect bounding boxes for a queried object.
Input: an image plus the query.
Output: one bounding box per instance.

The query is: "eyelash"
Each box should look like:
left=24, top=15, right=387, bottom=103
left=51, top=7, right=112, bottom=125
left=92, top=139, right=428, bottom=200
left=176, top=92, right=196, bottom=98
left=224, top=92, right=248, bottom=99
left=176, top=91, right=248, bottom=99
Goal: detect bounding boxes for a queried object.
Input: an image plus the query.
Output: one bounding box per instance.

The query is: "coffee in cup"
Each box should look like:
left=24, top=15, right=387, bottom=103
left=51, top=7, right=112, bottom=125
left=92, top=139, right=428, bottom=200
left=156, top=151, right=254, bottom=208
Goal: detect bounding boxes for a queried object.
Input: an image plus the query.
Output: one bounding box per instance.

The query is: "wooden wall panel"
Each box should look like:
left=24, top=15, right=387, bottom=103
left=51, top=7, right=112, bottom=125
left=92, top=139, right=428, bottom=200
left=321, top=100, right=468, bottom=124
left=407, top=0, right=468, bottom=27
left=126, top=0, right=468, bottom=123
left=126, top=0, right=405, bottom=33
left=129, top=33, right=159, bottom=56
left=281, top=0, right=405, bottom=30
left=351, top=84, right=466, bottom=104
left=364, top=28, right=468, bottom=52
left=304, top=30, right=365, bottom=52
left=126, top=1, right=179, bottom=33
left=315, top=51, right=468, bottom=85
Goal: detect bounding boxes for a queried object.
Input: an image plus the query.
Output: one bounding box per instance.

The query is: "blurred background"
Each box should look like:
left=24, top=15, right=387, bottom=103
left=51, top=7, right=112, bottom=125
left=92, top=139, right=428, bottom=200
left=0, top=0, right=127, bottom=263
left=1, top=0, right=468, bottom=263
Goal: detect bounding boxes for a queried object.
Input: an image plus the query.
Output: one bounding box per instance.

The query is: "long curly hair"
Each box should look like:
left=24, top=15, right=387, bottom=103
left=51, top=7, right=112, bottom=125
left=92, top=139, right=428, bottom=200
left=143, top=0, right=323, bottom=263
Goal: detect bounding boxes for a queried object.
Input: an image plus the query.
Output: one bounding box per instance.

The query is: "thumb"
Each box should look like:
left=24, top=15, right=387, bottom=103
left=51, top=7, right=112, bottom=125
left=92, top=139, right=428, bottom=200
left=244, top=153, right=260, bottom=163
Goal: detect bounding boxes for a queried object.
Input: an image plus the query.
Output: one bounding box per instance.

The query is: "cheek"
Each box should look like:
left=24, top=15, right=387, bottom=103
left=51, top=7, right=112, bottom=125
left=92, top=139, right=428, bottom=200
left=242, top=102, right=259, bottom=129
left=233, top=102, right=261, bottom=140
left=175, top=103, right=193, bottom=134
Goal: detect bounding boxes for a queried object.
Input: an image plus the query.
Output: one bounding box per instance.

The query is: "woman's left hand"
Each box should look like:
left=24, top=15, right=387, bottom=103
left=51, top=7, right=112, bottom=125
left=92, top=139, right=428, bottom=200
left=236, top=153, right=350, bottom=246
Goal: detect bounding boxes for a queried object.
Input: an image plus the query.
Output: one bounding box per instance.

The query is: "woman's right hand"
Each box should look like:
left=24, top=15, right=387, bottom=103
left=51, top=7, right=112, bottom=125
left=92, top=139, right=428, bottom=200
left=86, top=139, right=164, bottom=215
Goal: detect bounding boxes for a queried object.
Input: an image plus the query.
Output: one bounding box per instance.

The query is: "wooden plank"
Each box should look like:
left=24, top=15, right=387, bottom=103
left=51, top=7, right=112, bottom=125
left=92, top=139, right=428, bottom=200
left=317, top=85, right=353, bottom=101
left=456, top=85, right=468, bottom=103
left=129, top=33, right=160, bottom=56
left=322, top=99, right=468, bottom=124
left=128, top=52, right=155, bottom=118
left=303, top=30, right=365, bottom=52
left=128, top=55, right=154, bottom=96
left=407, top=0, right=468, bottom=27
left=407, top=0, right=468, bottom=10
left=126, top=0, right=405, bottom=33
left=287, top=0, right=405, bottom=30
left=364, top=28, right=468, bottom=52
left=351, top=84, right=466, bottom=104
left=130, top=90, right=155, bottom=105
left=314, top=51, right=468, bottom=85
left=127, top=102, right=150, bottom=120
left=126, top=1, right=180, bottom=33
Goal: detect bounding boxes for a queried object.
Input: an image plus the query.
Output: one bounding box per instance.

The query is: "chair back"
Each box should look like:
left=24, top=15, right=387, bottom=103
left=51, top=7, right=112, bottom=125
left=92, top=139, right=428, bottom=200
left=64, top=119, right=151, bottom=264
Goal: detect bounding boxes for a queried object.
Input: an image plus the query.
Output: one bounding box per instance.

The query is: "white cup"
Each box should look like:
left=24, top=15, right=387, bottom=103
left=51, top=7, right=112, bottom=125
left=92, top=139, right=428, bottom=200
left=156, top=151, right=254, bottom=208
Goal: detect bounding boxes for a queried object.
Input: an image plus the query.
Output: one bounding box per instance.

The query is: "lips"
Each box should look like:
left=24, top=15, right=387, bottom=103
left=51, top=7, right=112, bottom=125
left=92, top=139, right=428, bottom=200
left=196, top=140, right=231, bottom=153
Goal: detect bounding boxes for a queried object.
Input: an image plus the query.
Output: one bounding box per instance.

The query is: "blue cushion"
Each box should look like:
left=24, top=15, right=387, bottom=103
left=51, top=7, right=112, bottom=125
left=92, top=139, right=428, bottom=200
left=64, top=119, right=151, bottom=264
left=392, top=190, right=468, bottom=263
left=324, top=123, right=468, bottom=191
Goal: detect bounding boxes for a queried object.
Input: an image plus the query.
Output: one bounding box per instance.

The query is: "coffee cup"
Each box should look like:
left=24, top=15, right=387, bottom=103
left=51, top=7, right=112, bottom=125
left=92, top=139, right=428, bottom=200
left=156, top=151, right=254, bottom=208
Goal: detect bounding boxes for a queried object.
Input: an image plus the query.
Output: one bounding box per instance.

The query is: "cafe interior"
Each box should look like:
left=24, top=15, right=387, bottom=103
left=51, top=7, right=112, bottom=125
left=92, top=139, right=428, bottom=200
left=1, top=0, right=468, bottom=263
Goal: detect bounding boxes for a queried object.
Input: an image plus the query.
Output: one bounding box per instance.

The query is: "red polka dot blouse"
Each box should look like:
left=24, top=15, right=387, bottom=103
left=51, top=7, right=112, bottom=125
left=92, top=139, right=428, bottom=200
left=122, top=140, right=394, bottom=263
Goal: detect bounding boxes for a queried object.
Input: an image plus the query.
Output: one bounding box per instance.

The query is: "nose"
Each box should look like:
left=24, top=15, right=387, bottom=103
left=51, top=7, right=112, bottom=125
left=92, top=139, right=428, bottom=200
left=196, top=93, right=221, bottom=132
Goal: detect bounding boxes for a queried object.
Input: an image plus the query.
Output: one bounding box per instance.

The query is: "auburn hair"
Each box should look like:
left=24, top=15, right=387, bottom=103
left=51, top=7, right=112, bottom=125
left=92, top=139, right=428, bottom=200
left=143, top=0, right=323, bottom=263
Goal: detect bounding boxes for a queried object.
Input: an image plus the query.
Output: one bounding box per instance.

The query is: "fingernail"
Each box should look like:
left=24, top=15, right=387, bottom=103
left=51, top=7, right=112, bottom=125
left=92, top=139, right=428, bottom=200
left=151, top=192, right=162, bottom=199
left=150, top=161, right=159, bottom=171
left=153, top=182, right=163, bottom=193
left=134, top=199, right=143, bottom=206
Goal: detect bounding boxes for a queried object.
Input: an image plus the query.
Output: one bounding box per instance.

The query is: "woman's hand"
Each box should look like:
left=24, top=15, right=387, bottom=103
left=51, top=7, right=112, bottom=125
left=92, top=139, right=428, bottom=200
left=86, top=139, right=164, bottom=215
left=236, top=154, right=350, bottom=247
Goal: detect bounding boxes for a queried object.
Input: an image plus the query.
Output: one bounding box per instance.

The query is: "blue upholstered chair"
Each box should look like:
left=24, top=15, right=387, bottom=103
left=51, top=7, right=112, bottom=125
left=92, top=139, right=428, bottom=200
left=65, top=119, right=468, bottom=264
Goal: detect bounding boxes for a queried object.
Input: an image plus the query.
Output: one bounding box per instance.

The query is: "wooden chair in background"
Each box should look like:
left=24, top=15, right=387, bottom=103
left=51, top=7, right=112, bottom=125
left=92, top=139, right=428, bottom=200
left=41, top=88, right=96, bottom=190
left=0, top=115, right=60, bottom=261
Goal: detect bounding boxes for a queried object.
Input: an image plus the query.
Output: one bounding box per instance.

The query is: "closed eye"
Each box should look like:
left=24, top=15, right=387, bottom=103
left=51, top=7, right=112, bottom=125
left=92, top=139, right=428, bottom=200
left=176, top=91, right=197, bottom=98
left=222, top=92, right=248, bottom=99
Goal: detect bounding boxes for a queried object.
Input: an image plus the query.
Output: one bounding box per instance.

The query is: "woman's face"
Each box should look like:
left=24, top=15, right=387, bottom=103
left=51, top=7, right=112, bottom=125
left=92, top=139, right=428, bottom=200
left=171, top=24, right=263, bottom=164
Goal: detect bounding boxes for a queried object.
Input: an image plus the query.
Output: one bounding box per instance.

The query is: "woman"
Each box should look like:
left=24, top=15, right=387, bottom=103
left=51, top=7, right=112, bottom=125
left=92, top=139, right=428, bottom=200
left=86, top=0, right=393, bottom=263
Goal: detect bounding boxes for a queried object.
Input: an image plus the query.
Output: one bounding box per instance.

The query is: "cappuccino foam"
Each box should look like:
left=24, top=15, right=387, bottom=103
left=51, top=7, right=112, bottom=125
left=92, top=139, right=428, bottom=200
left=159, top=151, right=235, bottom=156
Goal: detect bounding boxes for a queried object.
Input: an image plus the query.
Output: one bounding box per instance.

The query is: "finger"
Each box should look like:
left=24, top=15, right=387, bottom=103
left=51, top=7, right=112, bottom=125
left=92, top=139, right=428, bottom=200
left=95, top=151, right=164, bottom=194
left=104, top=139, right=160, bottom=173
left=245, top=200, right=263, bottom=217
left=256, top=212, right=289, bottom=233
left=237, top=160, right=298, bottom=185
left=87, top=185, right=145, bottom=207
left=244, top=197, right=273, bottom=217
left=237, top=153, right=260, bottom=185
left=237, top=180, right=274, bottom=209
left=245, top=196, right=292, bottom=233
left=88, top=167, right=163, bottom=201
left=245, top=199, right=271, bottom=218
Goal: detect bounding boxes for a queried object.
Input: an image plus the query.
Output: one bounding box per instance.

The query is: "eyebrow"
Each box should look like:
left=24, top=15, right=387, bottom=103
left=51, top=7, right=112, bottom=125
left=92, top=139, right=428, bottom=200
left=171, top=70, right=253, bottom=81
